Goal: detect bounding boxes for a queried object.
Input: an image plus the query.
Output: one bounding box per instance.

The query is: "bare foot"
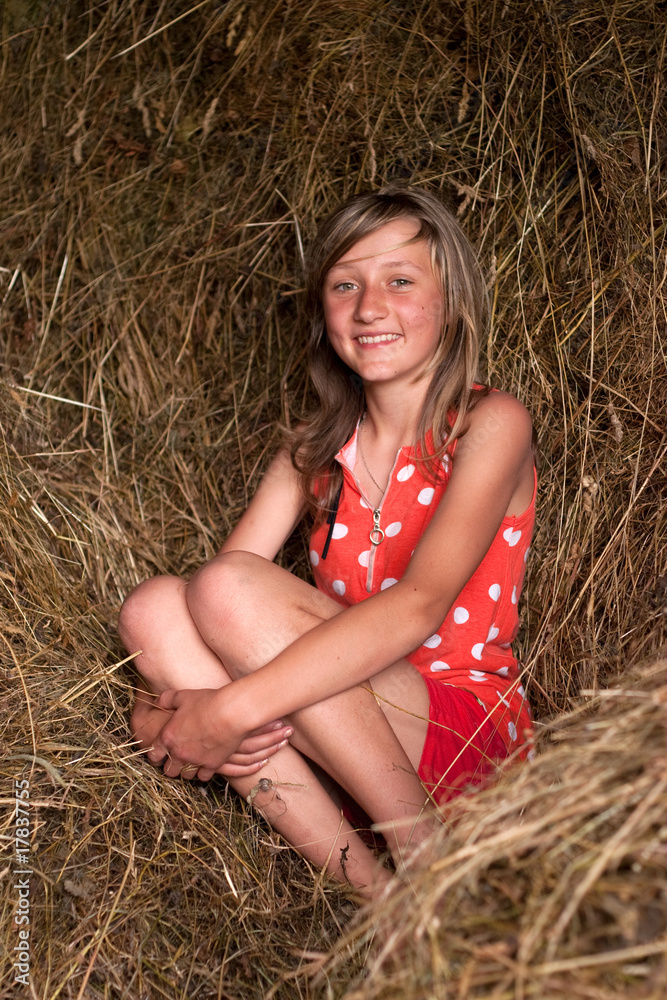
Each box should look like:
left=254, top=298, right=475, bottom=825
left=129, top=680, right=171, bottom=752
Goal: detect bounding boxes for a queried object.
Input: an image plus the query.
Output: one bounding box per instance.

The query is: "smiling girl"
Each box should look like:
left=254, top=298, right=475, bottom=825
left=119, top=186, right=535, bottom=899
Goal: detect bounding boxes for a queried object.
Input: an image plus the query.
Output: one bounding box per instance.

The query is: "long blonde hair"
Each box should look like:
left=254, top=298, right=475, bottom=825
left=287, top=185, right=488, bottom=520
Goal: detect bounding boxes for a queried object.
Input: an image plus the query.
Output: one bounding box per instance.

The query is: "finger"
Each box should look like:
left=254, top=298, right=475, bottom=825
left=179, top=761, right=201, bottom=780
left=157, top=689, right=178, bottom=711
left=196, top=767, right=216, bottom=782
left=217, top=758, right=271, bottom=778
left=161, top=753, right=187, bottom=778
left=146, top=744, right=168, bottom=766
left=227, top=739, right=290, bottom=767
left=247, top=720, right=285, bottom=737
left=237, top=729, right=293, bottom=756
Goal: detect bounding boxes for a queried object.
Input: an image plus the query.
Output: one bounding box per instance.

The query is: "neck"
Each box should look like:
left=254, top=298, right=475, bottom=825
left=362, top=377, right=431, bottom=446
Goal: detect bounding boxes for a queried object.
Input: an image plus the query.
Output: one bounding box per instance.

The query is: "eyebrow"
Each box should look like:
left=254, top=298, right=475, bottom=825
left=328, top=258, right=426, bottom=272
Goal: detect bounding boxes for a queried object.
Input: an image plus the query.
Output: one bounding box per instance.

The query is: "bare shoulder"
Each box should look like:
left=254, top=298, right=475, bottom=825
left=472, top=390, right=532, bottom=431
left=452, top=391, right=534, bottom=516
left=459, top=390, right=533, bottom=454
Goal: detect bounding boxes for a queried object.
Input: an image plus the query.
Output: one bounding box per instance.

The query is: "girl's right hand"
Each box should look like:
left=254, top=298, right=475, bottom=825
left=217, top=720, right=293, bottom=778
left=132, top=687, right=293, bottom=780
left=135, top=685, right=294, bottom=781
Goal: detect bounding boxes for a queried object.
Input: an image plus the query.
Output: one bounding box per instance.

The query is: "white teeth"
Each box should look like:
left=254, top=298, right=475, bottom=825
left=357, top=334, right=400, bottom=344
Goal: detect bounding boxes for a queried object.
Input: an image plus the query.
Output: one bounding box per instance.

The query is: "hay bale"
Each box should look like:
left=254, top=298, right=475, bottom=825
left=322, top=657, right=667, bottom=998
left=0, top=0, right=664, bottom=995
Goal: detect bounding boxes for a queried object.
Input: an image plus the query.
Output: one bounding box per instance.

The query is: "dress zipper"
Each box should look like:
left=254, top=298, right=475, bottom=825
left=364, top=445, right=403, bottom=592
left=369, top=508, right=385, bottom=546
left=365, top=506, right=385, bottom=594
left=333, top=426, right=404, bottom=593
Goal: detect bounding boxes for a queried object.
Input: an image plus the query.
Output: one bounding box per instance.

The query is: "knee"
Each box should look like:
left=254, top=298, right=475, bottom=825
left=185, top=550, right=262, bottom=633
left=118, top=575, right=184, bottom=653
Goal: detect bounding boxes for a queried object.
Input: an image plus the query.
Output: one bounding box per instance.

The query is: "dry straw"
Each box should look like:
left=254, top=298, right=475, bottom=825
left=0, top=0, right=664, bottom=996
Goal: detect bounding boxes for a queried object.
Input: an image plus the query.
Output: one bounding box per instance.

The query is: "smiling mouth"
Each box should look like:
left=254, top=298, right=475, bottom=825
left=356, top=334, right=401, bottom=344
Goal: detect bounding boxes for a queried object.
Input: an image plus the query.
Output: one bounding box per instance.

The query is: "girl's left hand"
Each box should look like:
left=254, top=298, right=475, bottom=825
left=147, top=688, right=287, bottom=782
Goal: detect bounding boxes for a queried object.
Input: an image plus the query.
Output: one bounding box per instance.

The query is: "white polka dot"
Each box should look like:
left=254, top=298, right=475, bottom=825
left=499, top=642, right=511, bottom=649
left=423, top=634, right=442, bottom=648
left=430, top=661, right=450, bottom=671
left=503, top=527, right=522, bottom=547
left=495, top=690, right=511, bottom=708
left=380, top=577, right=398, bottom=590
left=524, top=547, right=531, bottom=563
left=358, top=550, right=370, bottom=568
left=331, top=522, right=348, bottom=539
left=517, top=684, right=525, bottom=698
left=471, top=643, right=485, bottom=660
left=487, top=625, right=499, bottom=642
left=453, top=606, right=469, bottom=624
left=511, top=586, right=517, bottom=605
left=309, top=550, right=319, bottom=566
left=360, top=496, right=371, bottom=509
left=417, top=487, right=435, bottom=505
left=397, top=464, right=415, bottom=481
left=441, top=454, right=451, bottom=472
left=469, top=668, right=486, bottom=681
left=497, top=665, right=509, bottom=676
left=527, top=747, right=536, bottom=761
left=488, top=583, right=501, bottom=601
left=332, top=580, right=346, bottom=596
left=508, top=721, right=518, bottom=742
left=385, top=521, right=402, bottom=537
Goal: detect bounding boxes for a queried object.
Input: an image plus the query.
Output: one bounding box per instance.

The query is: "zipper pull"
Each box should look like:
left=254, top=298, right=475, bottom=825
left=369, top=508, right=385, bottom=546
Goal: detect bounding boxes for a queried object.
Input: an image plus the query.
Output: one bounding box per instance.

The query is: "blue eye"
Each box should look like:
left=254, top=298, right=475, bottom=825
left=335, top=282, right=356, bottom=292
left=391, top=278, right=412, bottom=287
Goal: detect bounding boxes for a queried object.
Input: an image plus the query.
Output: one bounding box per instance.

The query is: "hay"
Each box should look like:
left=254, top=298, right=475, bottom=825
left=323, top=658, right=667, bottom=998
left=0, top=0, right=664, bottom=996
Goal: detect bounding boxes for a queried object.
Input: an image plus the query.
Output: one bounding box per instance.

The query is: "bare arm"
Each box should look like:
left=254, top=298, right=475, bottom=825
left=220, top=446, right=306, bottom=559
left=140, top=446, right=305, bottom=777
left=158, top=394, right=535, bottom=776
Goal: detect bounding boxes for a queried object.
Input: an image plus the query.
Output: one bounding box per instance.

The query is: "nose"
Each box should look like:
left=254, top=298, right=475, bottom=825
left=354, top=282, right=387, bottom=324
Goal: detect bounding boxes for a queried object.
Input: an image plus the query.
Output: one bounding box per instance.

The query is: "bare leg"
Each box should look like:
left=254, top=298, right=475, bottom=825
left=120, top=578, right=391, bottom=895
left=119, top=554, right=436, bottom=895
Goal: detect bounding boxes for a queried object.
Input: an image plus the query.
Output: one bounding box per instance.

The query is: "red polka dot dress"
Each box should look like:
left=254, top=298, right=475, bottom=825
left=309, top=420, right=535, bottom=798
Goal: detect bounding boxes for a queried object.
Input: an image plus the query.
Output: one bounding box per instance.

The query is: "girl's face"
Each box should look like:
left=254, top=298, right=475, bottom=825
left=322, top=217, right=444, bottom=389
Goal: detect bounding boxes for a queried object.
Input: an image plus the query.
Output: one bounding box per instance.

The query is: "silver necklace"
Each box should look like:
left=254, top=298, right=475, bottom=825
left=358, top=416, right=388, bottom=498
left=358, top=417, right=388, bottom=547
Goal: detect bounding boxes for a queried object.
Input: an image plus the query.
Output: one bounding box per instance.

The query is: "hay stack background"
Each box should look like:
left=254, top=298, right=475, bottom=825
left=0, top=0, right=664, bottom=996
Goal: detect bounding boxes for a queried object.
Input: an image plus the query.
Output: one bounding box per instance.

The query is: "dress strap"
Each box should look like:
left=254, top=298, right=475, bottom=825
left=321, top=482, right=343, bottom=560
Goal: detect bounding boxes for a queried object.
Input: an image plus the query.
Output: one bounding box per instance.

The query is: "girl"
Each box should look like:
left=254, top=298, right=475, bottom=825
left=119, top=186, right=535, bottom=899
